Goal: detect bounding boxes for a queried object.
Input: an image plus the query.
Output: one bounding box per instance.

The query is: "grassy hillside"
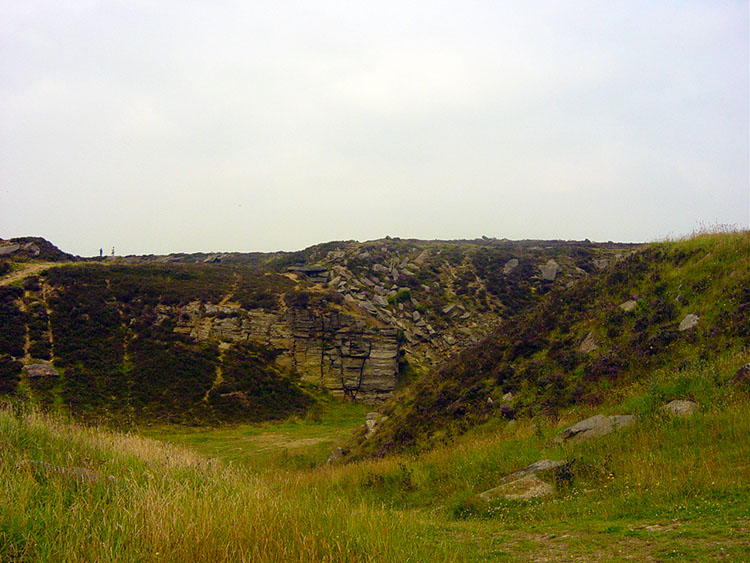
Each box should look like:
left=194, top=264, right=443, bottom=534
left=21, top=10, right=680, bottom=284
left=1, top=344, right=747, bottom=561
left=347, top=232, right=750, bottom=459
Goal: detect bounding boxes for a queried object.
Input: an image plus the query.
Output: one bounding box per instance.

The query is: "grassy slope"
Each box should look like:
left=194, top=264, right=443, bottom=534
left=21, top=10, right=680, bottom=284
left=0, top=346, right=747, bottom=561
left=0, top=403, right=462, bottom=562
left=348, top=232, right=750, bottom=459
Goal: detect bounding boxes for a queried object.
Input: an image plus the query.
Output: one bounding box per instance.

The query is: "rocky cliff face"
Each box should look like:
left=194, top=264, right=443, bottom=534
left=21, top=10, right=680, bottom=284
left=344, top=232, right=750, bottom=459
left=159, top=302, right=399, bottom=402
left=271, top=238, right=637, bottom=374
left=0, top=236, right=639, bottom=416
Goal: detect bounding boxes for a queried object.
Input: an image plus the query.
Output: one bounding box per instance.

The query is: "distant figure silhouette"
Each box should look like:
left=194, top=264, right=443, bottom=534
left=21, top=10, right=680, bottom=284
left=99, top=248, right=103, bottom=258
left=111, top=247, right=115, bottom=256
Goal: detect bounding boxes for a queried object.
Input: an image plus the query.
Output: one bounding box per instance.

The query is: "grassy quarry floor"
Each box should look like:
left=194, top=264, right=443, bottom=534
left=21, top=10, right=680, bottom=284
left=134, top=358, right=750, bottom=561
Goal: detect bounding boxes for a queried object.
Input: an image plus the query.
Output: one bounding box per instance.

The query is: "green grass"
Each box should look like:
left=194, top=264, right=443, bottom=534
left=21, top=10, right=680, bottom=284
left=140, top=397, right=371, bottom=472
left=2, top=345, right=747, bottom=561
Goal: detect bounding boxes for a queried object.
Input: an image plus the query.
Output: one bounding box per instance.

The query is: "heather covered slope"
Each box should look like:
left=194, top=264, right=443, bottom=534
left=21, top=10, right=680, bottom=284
left=0, top=236, right=633, bottom=423
left=0, top=263, right=314, bottom=423
left=347, top=232, right=750, bottom=459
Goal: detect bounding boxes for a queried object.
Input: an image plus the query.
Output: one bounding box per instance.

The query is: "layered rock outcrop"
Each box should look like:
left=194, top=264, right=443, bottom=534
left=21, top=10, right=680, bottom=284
left=160, top=302, right=399, bottom=402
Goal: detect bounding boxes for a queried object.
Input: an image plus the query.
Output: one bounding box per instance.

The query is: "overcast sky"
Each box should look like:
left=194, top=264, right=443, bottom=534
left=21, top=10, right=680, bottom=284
left=1, top=1, right=748, bottom=256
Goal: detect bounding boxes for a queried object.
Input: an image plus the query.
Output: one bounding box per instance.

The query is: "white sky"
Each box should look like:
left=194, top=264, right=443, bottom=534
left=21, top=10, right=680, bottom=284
left=1, top=1, right=748, bottom=256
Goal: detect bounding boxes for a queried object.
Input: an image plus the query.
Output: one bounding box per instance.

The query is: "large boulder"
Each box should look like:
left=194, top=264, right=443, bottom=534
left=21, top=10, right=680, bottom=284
left=0, top=244, right=21, bottom=256
left=442, top=304, right=457, bottom=315
left=593, top=259, right=609, bottom=270
left=554, top=414, right=635, bottom=443
left=357, top=300, right=378, bottom=315
left=539, top=259, right=560, bottom=281
left=478, top=459, right=568, bottom=501
left=326, top=447, right=346, bottom=464
left=364, top=412, right=387, bottom=438
left=503, top=259, right=519, bottom=275
left=577, top=332, right=599, bottom=354
left=479, top=474, right=554, bottom=501
left=502, top=459, right=569, bottom=481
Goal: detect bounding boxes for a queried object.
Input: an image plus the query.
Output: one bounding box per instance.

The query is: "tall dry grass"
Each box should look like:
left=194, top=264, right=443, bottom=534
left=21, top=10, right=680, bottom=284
left=0, top=404, right=461, bottom=562
left=1, top=343, right=747, bottom=560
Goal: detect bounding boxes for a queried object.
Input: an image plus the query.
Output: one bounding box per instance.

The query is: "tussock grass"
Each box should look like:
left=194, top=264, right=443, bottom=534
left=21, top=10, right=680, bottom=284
left=0, top=402, right=461, bottom=562
left=301, top=348, right=749, bottom=534
left=2, top=346, right=748, bottom=561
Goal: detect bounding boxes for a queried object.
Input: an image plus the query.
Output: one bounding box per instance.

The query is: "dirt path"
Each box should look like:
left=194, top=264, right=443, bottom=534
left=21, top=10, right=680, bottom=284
left=0, top=261, right=74, bottom=286
left=218, top=272, right=241, bottom=306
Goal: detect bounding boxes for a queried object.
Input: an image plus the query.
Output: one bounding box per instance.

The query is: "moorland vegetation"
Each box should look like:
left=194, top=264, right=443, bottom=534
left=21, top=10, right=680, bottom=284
left=0, top=231, right=747, bottom=561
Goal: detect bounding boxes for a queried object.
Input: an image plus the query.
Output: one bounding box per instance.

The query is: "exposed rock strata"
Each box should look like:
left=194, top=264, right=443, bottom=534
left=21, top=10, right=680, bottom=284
left=163, top=302, right=398, bottom=402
